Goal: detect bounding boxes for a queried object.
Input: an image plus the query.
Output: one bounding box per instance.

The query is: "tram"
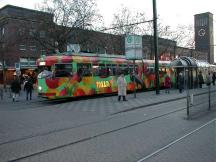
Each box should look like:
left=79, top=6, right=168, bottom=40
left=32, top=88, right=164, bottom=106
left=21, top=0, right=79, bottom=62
left=36, top=52, right=175, bottom=99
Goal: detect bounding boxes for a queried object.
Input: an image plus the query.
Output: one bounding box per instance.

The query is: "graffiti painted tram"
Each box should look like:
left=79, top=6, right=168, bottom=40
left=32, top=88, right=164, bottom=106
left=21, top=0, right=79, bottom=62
left=37, top=53, right=175, bottom=99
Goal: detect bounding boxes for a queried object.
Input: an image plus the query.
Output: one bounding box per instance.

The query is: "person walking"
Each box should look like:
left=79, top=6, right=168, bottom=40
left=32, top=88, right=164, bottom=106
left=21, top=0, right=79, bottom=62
left=164, top=74, right=171, bottom=93
left=117, top=73, right=127, bottom=101
left=24, top=76, right=34, bottom=100
left=11, top=75, right=21, bottom=102
left=198, top=71, right=204, bottom=88
left=212, top=72, right=216, bottom=85
left=178, top=72, right=184, bottom=93
left=206, top=72, right=212, bottom=86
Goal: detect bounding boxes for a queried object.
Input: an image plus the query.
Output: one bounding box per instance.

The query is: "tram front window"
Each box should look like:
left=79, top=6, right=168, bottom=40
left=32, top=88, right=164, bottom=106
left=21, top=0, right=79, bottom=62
left=38, top=66, right=53, bottom=79
left=54, top=64, right=73, bottom=77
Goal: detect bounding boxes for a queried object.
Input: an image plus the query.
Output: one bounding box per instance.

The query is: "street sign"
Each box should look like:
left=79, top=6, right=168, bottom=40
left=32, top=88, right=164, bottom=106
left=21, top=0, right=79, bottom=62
left=125, top=35, right=143, bottom=60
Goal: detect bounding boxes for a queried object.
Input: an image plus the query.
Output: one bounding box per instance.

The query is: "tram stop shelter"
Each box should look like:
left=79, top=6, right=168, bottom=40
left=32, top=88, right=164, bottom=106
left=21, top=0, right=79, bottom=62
left=170, top=56, right=209, bottom=89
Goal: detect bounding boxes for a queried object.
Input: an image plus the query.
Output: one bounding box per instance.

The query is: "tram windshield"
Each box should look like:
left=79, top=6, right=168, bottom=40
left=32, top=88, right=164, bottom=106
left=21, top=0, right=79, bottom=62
left=37, top=66, right=53, bottom=79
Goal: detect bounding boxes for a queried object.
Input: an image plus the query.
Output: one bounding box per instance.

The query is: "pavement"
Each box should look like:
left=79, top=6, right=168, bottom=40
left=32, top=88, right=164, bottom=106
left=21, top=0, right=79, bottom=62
left=0, top=84, right=215, bottom=116
left=0, top=85, right=42, bottom=105
left=0, top=85, right=216, bottom=162
left=0, top=86, right=186, bottom=108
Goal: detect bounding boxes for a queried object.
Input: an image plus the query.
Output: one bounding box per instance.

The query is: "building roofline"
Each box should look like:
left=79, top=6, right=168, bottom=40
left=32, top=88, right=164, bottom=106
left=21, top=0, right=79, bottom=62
left=194, top=12, right=213, bottom=16
left=0, top=4, right=52, bottom=16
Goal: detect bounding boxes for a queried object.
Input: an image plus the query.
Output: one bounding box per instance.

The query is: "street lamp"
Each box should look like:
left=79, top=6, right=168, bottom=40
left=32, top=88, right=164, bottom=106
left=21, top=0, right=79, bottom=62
left=152, top=0, right=160, bottom=94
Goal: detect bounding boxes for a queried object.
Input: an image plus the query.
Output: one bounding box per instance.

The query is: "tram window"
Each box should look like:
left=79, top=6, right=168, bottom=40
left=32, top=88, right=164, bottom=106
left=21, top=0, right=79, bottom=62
left=77, top=63, right=92, bottom=76
left=106, top=64, right=113, bottom=75
left=92, top=64, right=99, bottom=76
left=129, top=65, right=134, bottom=74
left=134, top=65, right=138, bottom=74
left=112, top=64, right=117, bottom=75
left=55, top=64, right=72, bottom=77
left=116, top=65, right=122, bottom=75
left=121, top=64, right=129, bottom=75
left=159, top=67, right=165, bottom=73
left=148, top=67, right=154, bottom=73
left=37, top=66, right=52, bottom=79
left=98, top=64, right=109, bottom=78
left=128, top=64, right=138, bottom=74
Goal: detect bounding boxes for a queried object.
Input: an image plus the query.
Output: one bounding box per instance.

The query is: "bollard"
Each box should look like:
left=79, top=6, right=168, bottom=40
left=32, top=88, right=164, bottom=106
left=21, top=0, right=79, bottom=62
left=190, top=94, right=193, bottom=106
left=0, top=89, right=3, bottom=100
left=208, top=85, right=211, bottom=110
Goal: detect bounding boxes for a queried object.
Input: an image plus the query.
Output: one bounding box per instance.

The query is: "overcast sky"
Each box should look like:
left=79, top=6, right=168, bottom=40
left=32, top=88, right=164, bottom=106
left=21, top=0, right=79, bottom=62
left=1, top=0, right=216, bottom=57
left=1, top=0, right=216, bottom=28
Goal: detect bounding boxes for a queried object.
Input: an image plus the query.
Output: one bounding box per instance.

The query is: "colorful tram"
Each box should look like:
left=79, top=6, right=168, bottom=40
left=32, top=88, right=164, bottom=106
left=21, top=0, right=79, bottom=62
left=37, top=53, right=175, bottom=99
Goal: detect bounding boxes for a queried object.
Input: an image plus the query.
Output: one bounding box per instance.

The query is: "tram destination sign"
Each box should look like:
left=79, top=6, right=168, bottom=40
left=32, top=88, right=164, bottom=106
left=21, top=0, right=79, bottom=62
left=125, top=35, right=143, bottom=60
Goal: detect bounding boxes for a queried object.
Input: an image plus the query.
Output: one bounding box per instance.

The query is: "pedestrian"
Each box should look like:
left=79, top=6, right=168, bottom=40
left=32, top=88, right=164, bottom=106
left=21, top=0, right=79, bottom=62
left=117, top=72, right=127, bottom=101
left=24, top=76, right=34, bottom=100
left=178, top=72, right=184, bottom=93
left=11, top=75, right=21, bottom=102
left=212, top=72, right=216, bottom=85
left=206, top=72, right=212, bottom=86
left=198, top=71, right=204, bottom=88
left=164, top=74, right=171, bottom=93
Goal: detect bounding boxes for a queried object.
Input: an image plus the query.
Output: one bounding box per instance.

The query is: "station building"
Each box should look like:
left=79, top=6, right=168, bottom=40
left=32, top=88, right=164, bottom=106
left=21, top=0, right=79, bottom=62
left=0, top=5, right=212, bottom=84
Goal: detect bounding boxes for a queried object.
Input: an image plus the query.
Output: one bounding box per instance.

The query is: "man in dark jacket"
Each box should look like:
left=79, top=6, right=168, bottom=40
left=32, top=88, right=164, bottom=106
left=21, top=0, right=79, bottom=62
left=11, top=76, right=21, bottom=102
left=24, top=77, right=34, bottom=100
left=178, top=72, right=184, bottom=93
left=198, top=71, right=204, bottom=88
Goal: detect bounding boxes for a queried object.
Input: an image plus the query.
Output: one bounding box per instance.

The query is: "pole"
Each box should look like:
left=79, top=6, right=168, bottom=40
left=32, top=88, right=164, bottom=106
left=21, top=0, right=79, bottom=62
left=186, top=69, right=190, bottom=117
left=153, top=0, right=160, bottom=94
left=2, top=60, right=7, bottom=92
left=208, top=85, right=211, bottom=110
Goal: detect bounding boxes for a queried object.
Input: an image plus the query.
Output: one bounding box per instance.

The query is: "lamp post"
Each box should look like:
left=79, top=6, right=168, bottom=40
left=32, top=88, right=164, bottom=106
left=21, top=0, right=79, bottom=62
left=0, top=17, right=8, bottom=91
left=0, top=42, right=6, bottom=91
left=152, top=0, right=160, bottom=94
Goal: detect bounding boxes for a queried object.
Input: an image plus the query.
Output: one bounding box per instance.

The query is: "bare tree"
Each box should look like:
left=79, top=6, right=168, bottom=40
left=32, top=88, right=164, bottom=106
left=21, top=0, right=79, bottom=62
left=171, top=24, right=194, bottom=48
left=109, top=7, right=195, bottom=59
left=110, top=7, right=149, bottom=35
left=31, top=0, right=103, bottom=52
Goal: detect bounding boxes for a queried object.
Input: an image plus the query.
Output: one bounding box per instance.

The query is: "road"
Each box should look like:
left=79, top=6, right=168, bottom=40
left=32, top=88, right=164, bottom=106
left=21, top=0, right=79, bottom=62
left=0, top=89, right=216, bottom=162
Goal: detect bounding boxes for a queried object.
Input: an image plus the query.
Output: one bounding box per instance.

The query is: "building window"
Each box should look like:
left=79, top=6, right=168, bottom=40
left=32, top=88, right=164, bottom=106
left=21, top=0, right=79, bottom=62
left=29, top=29, right=36, bottom=36
left=20, top=58, right=36, bottom=67
left=39, top=31, right=46, bottom=38
left=40, top=49, right=46, bottom=55
left=0, top=27, right=5, bottom=39
left=19, top=45, right=26, bottom=51
left=20, top=58, right=28, bottom=67
left=18, top=28, right=25, bottom=36
left=29, top=58, right=36, bottom=67
left=30, top=45, right=37, bottom=51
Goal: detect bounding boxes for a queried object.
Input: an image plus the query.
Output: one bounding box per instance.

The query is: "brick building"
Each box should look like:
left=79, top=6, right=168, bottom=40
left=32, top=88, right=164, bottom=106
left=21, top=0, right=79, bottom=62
left=0, top=5, right=210, bottom=84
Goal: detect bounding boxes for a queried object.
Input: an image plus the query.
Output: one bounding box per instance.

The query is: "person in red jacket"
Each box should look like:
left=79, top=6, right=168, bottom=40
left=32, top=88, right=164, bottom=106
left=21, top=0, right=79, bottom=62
left=164, top=74, right=171, bottom=93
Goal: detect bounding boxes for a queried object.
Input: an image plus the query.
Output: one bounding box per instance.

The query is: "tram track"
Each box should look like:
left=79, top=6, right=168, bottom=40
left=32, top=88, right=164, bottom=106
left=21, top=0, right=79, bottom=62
left=0, top=97, right=186, bottom=147
left=2, top=90, right=213, bottom=161
left=4, top=101, right=187, bottom=162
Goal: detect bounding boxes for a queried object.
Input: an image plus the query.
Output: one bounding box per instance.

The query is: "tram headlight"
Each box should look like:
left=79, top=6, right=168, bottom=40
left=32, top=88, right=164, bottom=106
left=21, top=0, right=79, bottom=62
left=38, top=86, right=42, bottom=92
